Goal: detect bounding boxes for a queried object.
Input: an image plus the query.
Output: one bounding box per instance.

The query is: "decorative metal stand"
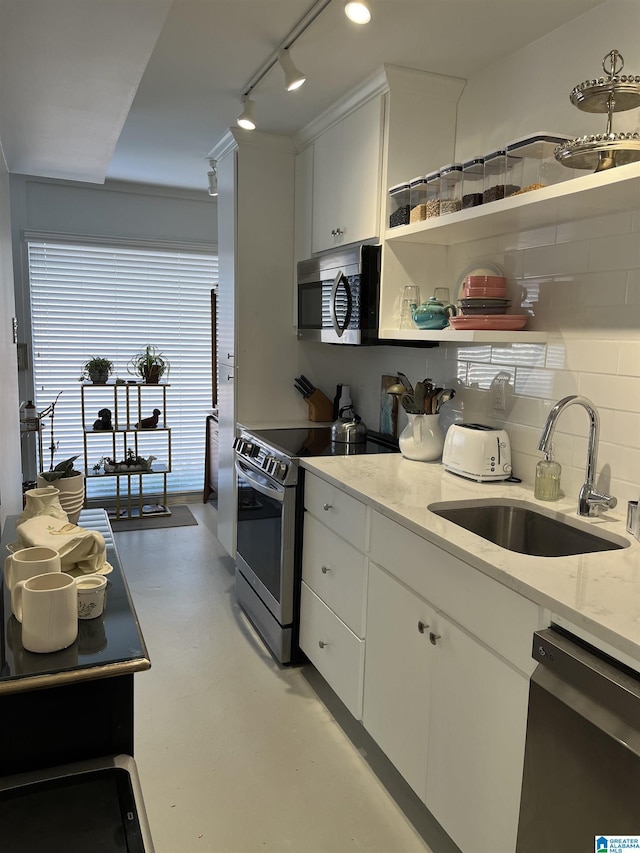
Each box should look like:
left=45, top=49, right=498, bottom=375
left=555, top=49, right=640, bottom=172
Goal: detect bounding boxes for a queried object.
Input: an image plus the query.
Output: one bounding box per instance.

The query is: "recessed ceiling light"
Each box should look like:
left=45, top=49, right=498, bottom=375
left=344, top=0, right=372, bottom=24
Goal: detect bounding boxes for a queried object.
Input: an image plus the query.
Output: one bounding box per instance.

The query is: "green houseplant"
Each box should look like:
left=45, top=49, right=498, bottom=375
left=127, top=345, right=170, bottom=384
left=79, top=356, right=114, bottom=384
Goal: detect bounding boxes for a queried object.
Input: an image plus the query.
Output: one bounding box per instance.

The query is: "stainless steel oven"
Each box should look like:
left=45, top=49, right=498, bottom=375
left=233, top=426, right=399, bottom=665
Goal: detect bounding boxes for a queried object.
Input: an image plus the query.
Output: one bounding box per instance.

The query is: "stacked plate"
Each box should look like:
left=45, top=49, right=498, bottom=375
left=456, top=274, right=527, bottom=330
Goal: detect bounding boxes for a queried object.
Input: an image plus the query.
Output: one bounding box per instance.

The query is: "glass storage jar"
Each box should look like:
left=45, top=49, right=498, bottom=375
left=388, top=182, right=411, bottom=228
left=483, top=149, right=518, bottom=203
left=425, top=169, right=441, bottom=218
left=462, top=157, right=484, bottom=208
left=409, top=175, right=428, bottom=223
left=439, top=163, right=463, bottom=215
left=505, top=133, right=575, bottom=195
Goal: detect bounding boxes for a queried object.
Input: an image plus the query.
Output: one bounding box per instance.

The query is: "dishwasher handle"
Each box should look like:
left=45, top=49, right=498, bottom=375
left=532, top=628, right=640, bottom=734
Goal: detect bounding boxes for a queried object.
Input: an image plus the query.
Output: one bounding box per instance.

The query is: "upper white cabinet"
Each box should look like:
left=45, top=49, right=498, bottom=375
left=311, top=95, right=383, bottom=254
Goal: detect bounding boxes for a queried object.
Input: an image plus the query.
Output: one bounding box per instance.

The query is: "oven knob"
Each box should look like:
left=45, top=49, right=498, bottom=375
left=249, top=444, right=260, bottom=458
left=275, top=462, right=288, bottom=480
left=233, top=437, right=242, bottom=451
left=261, top=456, right=270, bottom=470
left=264, top=456, right=276, bottom=475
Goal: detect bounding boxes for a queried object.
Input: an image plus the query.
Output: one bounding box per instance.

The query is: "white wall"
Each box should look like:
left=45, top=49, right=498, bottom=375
left=0, top=149, right=22, bottom=523
left=300, top=0, right=640, bottom=512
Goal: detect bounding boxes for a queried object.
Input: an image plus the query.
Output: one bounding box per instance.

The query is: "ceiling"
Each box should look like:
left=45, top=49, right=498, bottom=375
left=0, top=0, right=605, bottom=192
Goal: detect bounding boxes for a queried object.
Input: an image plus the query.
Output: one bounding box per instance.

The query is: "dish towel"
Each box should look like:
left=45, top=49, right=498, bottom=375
left=15, top=515, right=113, bottom=576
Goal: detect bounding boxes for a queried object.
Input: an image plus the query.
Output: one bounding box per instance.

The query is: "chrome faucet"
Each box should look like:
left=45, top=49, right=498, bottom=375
left=537, top=395, right=617, bottom=517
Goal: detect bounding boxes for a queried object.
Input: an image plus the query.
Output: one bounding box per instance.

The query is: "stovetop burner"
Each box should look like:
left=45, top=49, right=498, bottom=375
left=250, top=427, right=399, bottom=459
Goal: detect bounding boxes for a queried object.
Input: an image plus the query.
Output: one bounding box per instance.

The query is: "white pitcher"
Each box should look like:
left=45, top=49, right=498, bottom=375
left=399, top=414, right=444, bottom=462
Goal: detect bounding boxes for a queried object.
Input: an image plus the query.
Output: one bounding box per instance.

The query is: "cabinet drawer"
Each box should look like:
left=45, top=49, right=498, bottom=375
left=304, top=473, right=367, bottom=551
left=370, top=511, right=541, bottom=674
left=302, top=515, right=367, bottom=637
left=300, top=582, right=365, bottom=719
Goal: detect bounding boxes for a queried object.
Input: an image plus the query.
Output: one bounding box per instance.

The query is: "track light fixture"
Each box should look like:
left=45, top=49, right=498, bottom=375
left=278, top=48, right=306, bottom=92
left=237, top=96, right=256, bottom=131
left=207, top=159, right=218, bottom=196
left=344, top=0, right=372, bottom=24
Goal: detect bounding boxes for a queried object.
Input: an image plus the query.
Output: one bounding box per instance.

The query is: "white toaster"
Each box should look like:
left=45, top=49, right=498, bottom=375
left=442, top=423, right=512, bottom=482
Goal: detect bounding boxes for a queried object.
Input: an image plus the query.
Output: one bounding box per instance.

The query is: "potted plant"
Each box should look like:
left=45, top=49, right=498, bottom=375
left=127, top=345, right=170, bottom=384
left=79, top=356, right=114, bottom=384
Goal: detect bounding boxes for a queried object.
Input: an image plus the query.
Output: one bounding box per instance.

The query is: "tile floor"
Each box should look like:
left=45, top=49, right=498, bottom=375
left=114, top=502, right=459, bottom=853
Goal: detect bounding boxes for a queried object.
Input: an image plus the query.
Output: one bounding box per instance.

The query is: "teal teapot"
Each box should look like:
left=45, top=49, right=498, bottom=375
left=410, top=296, right=457, bottom=330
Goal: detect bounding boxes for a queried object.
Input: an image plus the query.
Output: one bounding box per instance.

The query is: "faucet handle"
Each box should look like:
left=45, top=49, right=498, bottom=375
left=580, top=484, right=617, bottom=516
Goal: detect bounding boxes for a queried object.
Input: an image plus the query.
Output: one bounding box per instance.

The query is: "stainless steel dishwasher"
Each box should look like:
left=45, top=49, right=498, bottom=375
left=516, top=627, right=640, bottom=852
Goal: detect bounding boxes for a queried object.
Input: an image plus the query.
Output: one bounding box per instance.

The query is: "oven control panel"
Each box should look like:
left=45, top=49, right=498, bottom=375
left=233, top=435, right=296, bottom=486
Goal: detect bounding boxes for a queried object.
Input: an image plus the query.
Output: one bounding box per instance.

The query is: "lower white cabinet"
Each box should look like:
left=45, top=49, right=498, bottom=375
left=425, top=611, right=529, bottom=853
left=362, top=562, right=433, bottom=800
left=299, top=583, right=365, bottom=719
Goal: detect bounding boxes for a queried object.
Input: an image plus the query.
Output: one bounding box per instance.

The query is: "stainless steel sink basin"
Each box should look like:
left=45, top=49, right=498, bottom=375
left=428, top=499, right=629, bottom=557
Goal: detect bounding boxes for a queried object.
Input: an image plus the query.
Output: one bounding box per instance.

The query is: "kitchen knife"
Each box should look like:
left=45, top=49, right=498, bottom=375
left=299, top=374, right=316, bottom=394
left=294, top=380, right=310, bottom=398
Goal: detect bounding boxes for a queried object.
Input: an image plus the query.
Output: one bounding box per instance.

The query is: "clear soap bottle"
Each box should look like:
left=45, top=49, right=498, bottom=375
left=534, top=450, right=561, bottom=501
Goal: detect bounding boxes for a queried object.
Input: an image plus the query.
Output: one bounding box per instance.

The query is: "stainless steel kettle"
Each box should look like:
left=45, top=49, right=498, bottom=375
left=331, top=405, right=367, bottom=444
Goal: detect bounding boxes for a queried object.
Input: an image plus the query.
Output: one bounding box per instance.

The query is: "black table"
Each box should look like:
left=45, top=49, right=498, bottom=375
left=0, top=509, right=150, bottom=776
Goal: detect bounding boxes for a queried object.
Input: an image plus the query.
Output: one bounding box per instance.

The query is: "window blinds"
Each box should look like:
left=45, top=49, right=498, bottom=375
left=28, top=240, right=217, bottom=497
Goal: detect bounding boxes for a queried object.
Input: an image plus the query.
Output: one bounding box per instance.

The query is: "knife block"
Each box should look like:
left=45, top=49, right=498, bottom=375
left=306, top=389, right=334, bottom=422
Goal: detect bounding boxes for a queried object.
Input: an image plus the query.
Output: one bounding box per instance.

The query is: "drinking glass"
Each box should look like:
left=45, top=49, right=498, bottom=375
left=400, top=285, right=420, bottom=329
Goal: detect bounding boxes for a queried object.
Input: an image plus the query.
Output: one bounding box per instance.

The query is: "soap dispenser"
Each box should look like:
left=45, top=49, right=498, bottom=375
left=534, top=448, right=561, bottom=501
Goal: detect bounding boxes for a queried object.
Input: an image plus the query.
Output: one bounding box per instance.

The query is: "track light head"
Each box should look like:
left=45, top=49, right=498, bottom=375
left=344, top=0, right=372, bottom=24
left=207, top=159, right=218, bottom=196
left=278, top=48, right=306, bottom=92
left=237, top=96, right=256, bottom=130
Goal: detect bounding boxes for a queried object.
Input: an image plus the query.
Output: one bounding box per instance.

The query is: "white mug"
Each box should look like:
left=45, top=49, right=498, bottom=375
left=76, top=574, right=108, bottom=620
left=4, top=546, right=61, bottom=592
left=12, top=572, right=78, bottom=653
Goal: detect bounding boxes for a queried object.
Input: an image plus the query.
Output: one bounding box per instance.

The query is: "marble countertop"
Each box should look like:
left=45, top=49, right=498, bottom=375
left=300, top=454, right=640, bottom=664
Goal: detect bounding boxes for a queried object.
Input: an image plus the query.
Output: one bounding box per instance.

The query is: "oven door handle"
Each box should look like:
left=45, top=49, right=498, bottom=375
left=234, top=459, right=285, bottom=503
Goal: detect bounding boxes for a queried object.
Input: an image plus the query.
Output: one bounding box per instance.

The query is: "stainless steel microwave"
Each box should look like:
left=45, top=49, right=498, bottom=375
left=297, top=244, right=381, bottom=345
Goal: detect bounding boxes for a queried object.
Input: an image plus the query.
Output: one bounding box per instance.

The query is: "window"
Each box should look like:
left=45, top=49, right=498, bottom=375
left=28, top=240, right=217, bottom=497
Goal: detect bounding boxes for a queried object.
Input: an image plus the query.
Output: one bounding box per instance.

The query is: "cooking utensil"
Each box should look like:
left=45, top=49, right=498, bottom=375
left=386, top=383, right=406, bottom=396
left=414, top=382, right=426, bottom=413
left=294, top=380, right=310, bottom=398
left=436, top=388, right=456, bottom=411
left=400, top=393, right=421, bottom=414
left=397, top=371, right=414, bottom=393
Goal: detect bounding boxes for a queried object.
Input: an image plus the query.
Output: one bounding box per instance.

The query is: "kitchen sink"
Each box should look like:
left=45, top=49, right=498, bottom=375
left=428, top=499, right=629, bottom=557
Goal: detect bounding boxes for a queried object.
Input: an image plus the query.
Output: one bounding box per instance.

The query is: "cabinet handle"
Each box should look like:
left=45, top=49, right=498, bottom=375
left=417, top=620, right=429, bottom=634
left=331, top=228, right=344, bottom=237
left=429, top=632, right=441, bottom=645
left=227, top=374, right=234, bottom=381
left=227, top=353, right=234, bottom=360
left=320, top=565, right=330, bottom=574
left=322, top=502, right=332, bottom=511
left=318, top=640, right=331, bottom=649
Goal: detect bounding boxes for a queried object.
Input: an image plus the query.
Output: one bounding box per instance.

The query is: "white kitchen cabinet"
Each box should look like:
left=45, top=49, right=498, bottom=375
left=210, top=129, right=301, bottom=556
left=425, top=611, right=530, bottom=853
left=363, top=510, right=539, bottom=852
left=311, top=95, right=383, bottom=254
left=362, top=562, right=433, bottom=800
left=299, top=472, right=369, bottom=718
left=299, top=583, right=365, bottom=720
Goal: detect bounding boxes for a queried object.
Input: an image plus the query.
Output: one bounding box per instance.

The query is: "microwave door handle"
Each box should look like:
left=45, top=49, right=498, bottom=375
left=330, top=271, right=353, bottom=338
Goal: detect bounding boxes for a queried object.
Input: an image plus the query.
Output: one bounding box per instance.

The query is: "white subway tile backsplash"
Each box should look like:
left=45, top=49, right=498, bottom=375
left=545, top=343, right=566, bottom=370
left=555, top=339, right=620, bottom=375
left=491, top=342, right=546, bottom=367
left=588, top=232, right=640, bottom=272
left=556, top=211, right=633, bottom=244
left=515, top=368, right=578, bottom=400
left=578, top=373, right=640, bottom=414
left=618, top=343, right=640, bottom=376
left=523, top=241, right=590, bottom=277
left=626, top=268, right=640, bottom=305
left=584, top=304, right=640, bottom=332
left=599, top=409, right=640, bottom=447
left=498, top=225, right=557, bottom=252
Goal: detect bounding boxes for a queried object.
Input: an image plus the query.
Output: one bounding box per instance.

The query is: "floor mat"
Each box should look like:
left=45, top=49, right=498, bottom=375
left=109, top=504, right=198, bottom=531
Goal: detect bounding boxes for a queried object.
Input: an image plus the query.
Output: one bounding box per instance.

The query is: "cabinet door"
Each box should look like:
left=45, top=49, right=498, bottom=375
left=425, top=614, right=530, bottom=853
left=312, top=96, right=383, bottom=253
left=362, top=562, right=433, bottom=800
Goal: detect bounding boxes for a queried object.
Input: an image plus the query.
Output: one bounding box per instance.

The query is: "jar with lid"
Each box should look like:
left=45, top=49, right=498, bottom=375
left=409, top=175, right=428, bottom=223
left=462, top=157, right=484, bottom=208
left=425, top=170, right=440, bottom=218
left=388, top=182, right=410, bottom=228
left=483, top=149, right=514, bottom=203
left=505, top=133, right=575, bottom=195
left=439, top=164, right=463, bottom=215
